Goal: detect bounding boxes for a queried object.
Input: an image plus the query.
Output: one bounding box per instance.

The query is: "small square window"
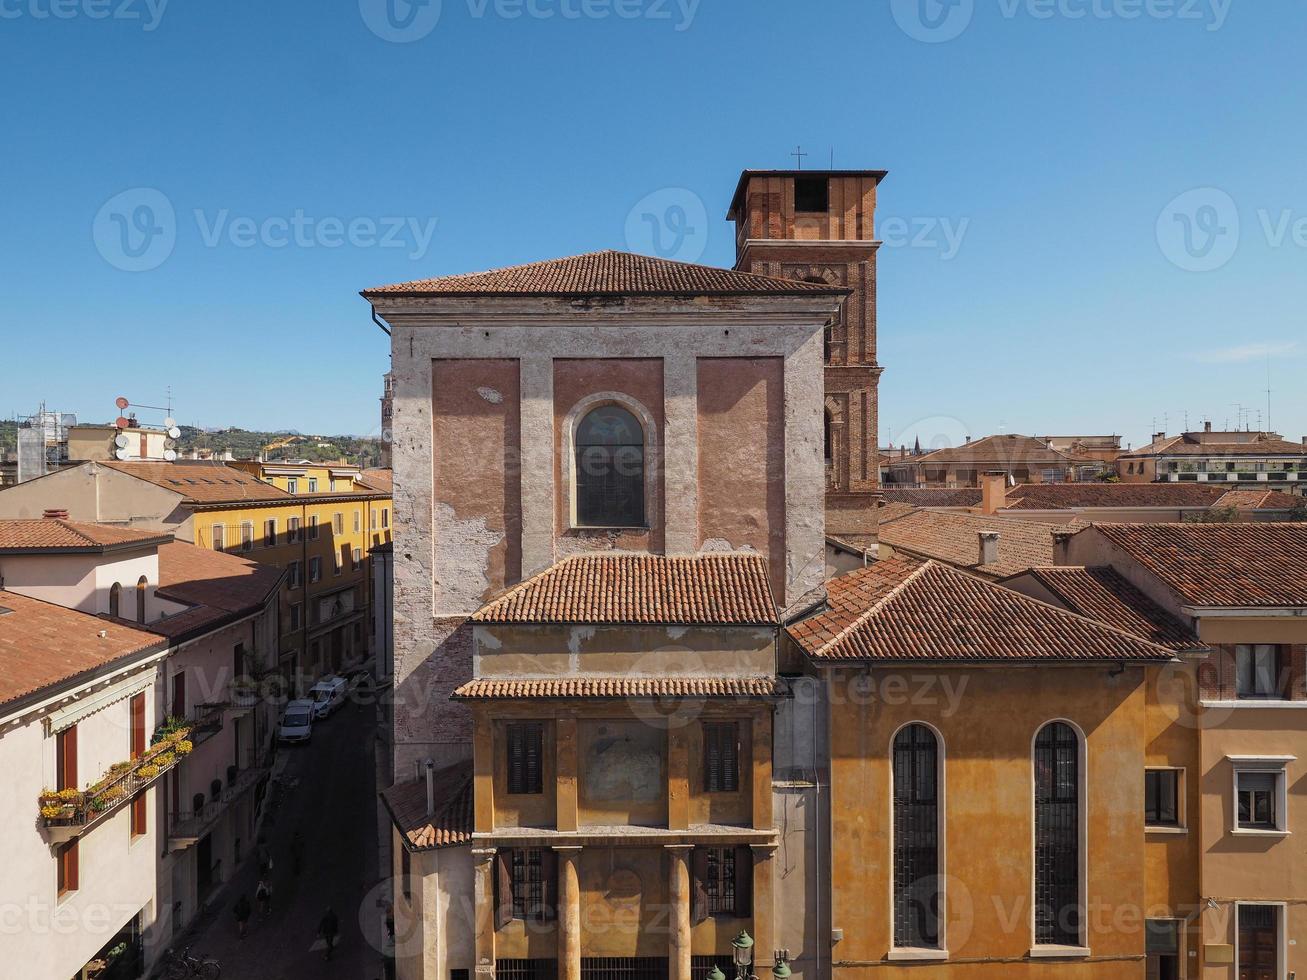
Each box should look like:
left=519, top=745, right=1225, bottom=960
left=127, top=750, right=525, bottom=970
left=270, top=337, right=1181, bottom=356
left=794, top=177, right=829, bottom=214
left=1236, top=644, right=1284, bottom=699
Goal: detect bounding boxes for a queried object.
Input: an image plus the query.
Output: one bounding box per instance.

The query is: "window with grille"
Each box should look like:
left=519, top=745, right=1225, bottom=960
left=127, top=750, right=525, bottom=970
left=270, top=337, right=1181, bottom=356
left=1236, top=644, right=1284, bottom=699
left=703, top=722, right=740, bottom=794
left=691, top=846, right=751, bottom=923
left=508, top=849, right=549, bottom=921
left=1145, top=770, right=1181, bottom=827
left=507, top=723, right=544, bottom=795
left=893, top=724, right=940, bottom=949
left=705, top=847, right=736, bottom=916
left=1034, top=722, right=1080, bottom=947
left=575, top=405, right=645, bottom=528
left=497, top=962, right=557, bottom=980
left=581, top=958, right=668, bottom=980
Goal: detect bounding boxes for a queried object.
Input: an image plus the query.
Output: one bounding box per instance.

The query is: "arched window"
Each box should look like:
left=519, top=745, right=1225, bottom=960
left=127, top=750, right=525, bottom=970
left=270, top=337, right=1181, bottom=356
left=893, top=724, right=941, bottom=949
left=108, top=582, right=122, bottom=619
left=1034, top=722, right=1081, bottom=947
left=136, top=576, right=148, bottom=623
left=575, top=405, right=645, bottom=528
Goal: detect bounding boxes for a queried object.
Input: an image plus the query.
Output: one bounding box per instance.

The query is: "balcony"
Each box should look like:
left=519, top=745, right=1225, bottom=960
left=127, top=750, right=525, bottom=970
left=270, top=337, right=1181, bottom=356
left=39, top=724, right=195, bottom=842
left=166, top=755, right=271, bottom=850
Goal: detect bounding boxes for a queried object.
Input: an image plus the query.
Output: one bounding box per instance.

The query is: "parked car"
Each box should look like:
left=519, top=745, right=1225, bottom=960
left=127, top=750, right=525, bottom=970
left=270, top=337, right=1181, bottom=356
left=278, top=699, right=315, bottom=743
left=308, top=675, right=348, bottom=720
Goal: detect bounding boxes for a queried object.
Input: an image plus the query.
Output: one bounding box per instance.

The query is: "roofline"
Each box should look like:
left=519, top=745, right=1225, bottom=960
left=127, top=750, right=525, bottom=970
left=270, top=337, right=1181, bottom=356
left=809, top=655, right=1176, bottom=666
left=470, top=617, right=780, bottom=628
left=361, top=285, right=851, bottom=300
left=451, top=690, right=788, bottom=702
left=1185, top=605, right=1307, bottom=618
left=727, top=169, right=890, bottom=219
left=0, top=534, right=173, bottom=556
left=184, top=491, right=392, bottom=511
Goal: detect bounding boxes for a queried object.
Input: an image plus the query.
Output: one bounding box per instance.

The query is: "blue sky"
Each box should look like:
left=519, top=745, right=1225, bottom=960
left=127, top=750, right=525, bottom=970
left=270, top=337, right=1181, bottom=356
left=2, top=0, right=1304, bottom=449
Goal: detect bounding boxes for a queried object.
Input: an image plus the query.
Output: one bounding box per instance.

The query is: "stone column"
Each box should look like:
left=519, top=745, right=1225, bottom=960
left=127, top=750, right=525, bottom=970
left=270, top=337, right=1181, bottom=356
left=555, top=846, right=583, bottom=980
left=472, top=847, right=498, bottom=980
left=750, top=844, right=778, bottom=974
left=666, top=845, right=694, bottom=980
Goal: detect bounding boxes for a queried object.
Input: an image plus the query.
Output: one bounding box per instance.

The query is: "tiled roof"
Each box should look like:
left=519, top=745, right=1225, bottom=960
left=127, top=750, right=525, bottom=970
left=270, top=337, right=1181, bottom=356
left=357, top=468, right=393, bottom=494
left=789, top=559, right=1174, bottom=663
left=874, top=501, right=920, bottom=525
left=881, top=488, right=983, bottom=507
left=453, top=677, right=783, bottom=700
left=876, top=509, right=1067, bottom=579
left=1011, top=567, right=1203, bottom=651
left=0, top=591, right=165, bottom=707
left=1000, top=483, right=1230, bottom=510
left=103, top=461, right=290, bottom=503
left=1093, top=523, right=1307, bottom=608
left=1213, top=489, right=1304, bottom=510
left=471, top=553, right=777, bottom=625
left=381, top=762, right=474, bottom=851
left=0, top=519, right=171, bottom=552
left=1121, top=436, right=1307, bottom=458
left=147, top=541, right=285, bottom=640
left=362, top=250, right=850, bottom=298
left=895, top=434, right=1094, bottom=467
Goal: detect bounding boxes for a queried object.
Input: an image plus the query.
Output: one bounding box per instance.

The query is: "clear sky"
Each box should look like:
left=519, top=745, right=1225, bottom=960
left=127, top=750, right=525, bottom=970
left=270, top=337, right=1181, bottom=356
left=2, top=0, right=1304, bottom=450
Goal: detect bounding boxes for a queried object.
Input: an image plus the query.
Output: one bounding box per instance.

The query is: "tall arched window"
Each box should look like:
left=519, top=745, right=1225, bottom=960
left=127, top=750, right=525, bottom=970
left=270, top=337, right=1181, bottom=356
left=575, top=405, right=645, bottom=528
left=893, top=724, right=940, bottom=949
left=136, top=576, right=148, bottom=623
left=1034, top=722, right=1081, bottom=947
left=108, top=582, right=122, bottom=619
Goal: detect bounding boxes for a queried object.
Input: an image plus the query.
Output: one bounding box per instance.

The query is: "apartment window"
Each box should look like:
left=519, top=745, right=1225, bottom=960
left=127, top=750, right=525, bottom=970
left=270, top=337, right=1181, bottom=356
left=1236, top=770, right=1283, bottom=831
left=130, top=693, right=146, bottom=760
left=1145, top=919, right=1181, bottom=980
left=382, top=508, right=390, bottom=529
left=353, top=510, right=361, bottom=533
left=289, top=603, right=302, bottom=632
left=506, top=723, right=544, bottom=795
left=171, top=671, right=186, bottom=717
left=212, top=523, right=225, bottom=551
left=893, top=724, right=941, bottom=949
left=136, top=576, right=148, bottom=623
left=56, top=840, right=79, bottom=898
left=287, top=478, right=298, bottom=494
left=794, top=176, right=829, bottom=213
left=1034, top=722, right=1081, bottom=947
left=333, top=512, right=344, bottom=534
left=265, top=518, right=277, bottom=547
left=309, top=557, right=322, bottom=583
left=241, top=521, right=254, bottom=552
left=495, top=848, right=556, bottom=925
left=1145, top=769, right=1182, bottom=828
left=308, top=478, right=319, bottom=493
left=288, top=560, right=302, bottom=590
left=287, top=517, right=301, bottom=543
left=109, top=581, right=121, bottom=618
left=370, top=509, right=377, bottom=530
left=1236, top=644, right=1284, bottom=699
left=352, top=547, right=362, bottom=571
left=1238, top=905, right=1280, bottom=979
left=575, top=405, right=645, bottom=528
left=309, top=515, right=319, bottom=540
left=691, top=846, right=752, bottom=921
left=56, top=725, right=78, bottom=792
left=130, top=791, right=146, bottom=839
left=703, top=721, right=740, bottom=794
left=330, top=479, right=338, bottom=492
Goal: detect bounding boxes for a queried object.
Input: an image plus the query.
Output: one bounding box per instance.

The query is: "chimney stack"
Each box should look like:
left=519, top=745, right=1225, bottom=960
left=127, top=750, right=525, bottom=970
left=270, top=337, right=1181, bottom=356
left=1154, top=431, right=1166, bottom=442
left=978, top=531, right=1000, bottom=566
left=42, top=509, right=69, bottom=520
left=1204, top=421, right=1212, bottom=433
left=1052, top=530, right=1075, bottom=566
left=980, top=471, right=1008, bottom=515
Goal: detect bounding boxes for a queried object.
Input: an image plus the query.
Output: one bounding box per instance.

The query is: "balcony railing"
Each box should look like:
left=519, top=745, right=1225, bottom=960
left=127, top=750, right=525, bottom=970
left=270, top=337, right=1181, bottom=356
left=167, top=760, right=271, bottom=847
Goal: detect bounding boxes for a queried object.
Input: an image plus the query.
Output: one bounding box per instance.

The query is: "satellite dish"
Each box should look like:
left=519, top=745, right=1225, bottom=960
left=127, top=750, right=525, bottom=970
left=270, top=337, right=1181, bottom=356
left=164, top=438, right=177, bottom=450
left=115, top=448, right=131, bottom=461
left=163, top=449, right=178, bottom=462
left=167, top=426, right=181, bottom=439
left=114, top=434, right=130, bottom=448
left=115, top=416, right=131, bottom=429
left=115, top=396, right=130, bottom=410
left=163, top=417, right=176, bottom=428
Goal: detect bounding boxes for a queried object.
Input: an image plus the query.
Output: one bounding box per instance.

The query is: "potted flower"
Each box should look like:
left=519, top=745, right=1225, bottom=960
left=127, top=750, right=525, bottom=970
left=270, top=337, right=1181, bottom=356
left=175, top=739, right=194, bottom=756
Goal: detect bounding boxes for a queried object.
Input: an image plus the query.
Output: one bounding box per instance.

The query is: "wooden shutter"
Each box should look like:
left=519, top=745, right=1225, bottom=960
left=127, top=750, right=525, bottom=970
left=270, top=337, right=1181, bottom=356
left=130, top=694, right=145, bottom=760
left=131, top=792, right=147, bottom=837
left=542, top=849, right=559, bottom=922
left=691, top=847, right=709, bottom=925
left=58, top=841, right=79, bottom=895
left=734, top=846, right=753, bottom=918
left=495, top=850, right=513, bottom=930
left=57, top=725, right=78, bottom=791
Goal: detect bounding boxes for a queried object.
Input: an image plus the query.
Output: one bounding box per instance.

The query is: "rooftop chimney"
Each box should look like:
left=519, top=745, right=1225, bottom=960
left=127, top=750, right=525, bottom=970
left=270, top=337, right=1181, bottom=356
left=1204, top=421, right=1212, bottom=433
left=42, top=509, right=69, bottom=520
left=980, top=471, right=1008, bottom=515
left=978, top=531, right=1000, bottom=566
left=1154, top=431, right=1166, bottom=441
left=1052, top=530, right=1075, bottom=565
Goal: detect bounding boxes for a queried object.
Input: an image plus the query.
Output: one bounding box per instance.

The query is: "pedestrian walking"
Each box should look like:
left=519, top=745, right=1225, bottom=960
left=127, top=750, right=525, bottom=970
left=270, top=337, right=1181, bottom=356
left=318, top=907, right=340, bottom=961
left=233, top=894, right=251, bottom=939
left=256, top=878, right=272, bottom=917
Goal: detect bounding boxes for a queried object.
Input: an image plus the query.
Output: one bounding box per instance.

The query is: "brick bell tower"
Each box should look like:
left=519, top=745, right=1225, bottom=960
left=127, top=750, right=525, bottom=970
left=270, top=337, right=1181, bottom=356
left=728, top=168, right=886, bottom=539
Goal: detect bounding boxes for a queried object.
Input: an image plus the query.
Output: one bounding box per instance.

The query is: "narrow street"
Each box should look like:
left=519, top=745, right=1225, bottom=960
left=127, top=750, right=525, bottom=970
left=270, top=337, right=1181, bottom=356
left=176, top=694, right=386, bottom=980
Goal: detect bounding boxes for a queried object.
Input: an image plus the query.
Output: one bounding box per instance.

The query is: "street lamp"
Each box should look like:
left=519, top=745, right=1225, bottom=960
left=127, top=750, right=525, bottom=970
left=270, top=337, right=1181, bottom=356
left=706, top=967, right=726, bottom=980
left=771, top=959, right=791, bottom=980
left=731, top=931, right=756, bottom=980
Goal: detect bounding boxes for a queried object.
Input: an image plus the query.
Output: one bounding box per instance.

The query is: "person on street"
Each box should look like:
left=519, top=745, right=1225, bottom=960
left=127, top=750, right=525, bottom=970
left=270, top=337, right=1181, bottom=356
left=256, top=878, right=272, bottom=918
left=318, top=907, right=340, bottom=961
left=233, top=894, right=251, bottom=939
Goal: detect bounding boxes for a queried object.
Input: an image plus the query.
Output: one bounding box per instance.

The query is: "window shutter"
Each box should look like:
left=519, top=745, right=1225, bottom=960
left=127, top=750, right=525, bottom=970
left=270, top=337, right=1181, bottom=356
left=734, top=846, right=753, bottom=918
left=691, top=847, right=709, bottom=925
left=526, top=724, right=542, bottom=794
left=508, top=726, right=524, bottom=794
left=495, top=850, right=513, bottom=930
left=542, top=849, right=559, bottom=922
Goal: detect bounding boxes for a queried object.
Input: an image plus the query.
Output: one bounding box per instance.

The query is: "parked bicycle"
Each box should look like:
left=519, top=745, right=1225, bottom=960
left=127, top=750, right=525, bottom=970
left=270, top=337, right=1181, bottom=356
left=161, top=945, right=221, bottom=979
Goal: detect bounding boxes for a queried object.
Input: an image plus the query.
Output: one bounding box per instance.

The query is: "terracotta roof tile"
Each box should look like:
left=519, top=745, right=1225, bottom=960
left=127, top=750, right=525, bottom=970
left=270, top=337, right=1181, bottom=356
left=1093, top=523, right=1307, bottom=607
left=1000, top=484, right=1231, bottom=510
left=362, top=250, right=850, bottom=298
left=357, top=468, right=393, bottom=493
left=381, top=763, right=473, bottom=851
left=1121, top=436, right=1307, bottom=458
left=1013, top=567, right=1203, bottom=651
left=0, top=519, right=171, bottom=552
left=881, top=488, right=983, bottom=507
left=452, top=677, right=783, bottom=700
left=471, top=553, right=777, bottom=625
left=894, top=434, right=1095, bottom=467
left=874, top=501, right=920, bottom=525
left=876, top=509, right=1067, bottom=579
left=789, top=560, right=1173, bottom=663
left=103, top=461, right=291, bottom=503
left=1212, top=489, right=1305, bottom=510
left=0, top=591, right=165, bottom=706
left=147, top=541, right=285, bottom=640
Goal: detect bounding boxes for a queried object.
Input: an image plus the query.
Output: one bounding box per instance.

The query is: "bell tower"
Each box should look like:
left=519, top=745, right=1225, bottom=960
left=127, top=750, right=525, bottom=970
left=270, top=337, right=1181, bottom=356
left=728, top=168, right=886, bottom=539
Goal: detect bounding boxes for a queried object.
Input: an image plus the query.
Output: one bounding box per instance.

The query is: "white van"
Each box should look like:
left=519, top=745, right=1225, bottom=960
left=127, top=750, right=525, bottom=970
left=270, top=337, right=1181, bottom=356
left=278, top=699, right=315, bottom=744
left=309, top=675, right=348, bottom=720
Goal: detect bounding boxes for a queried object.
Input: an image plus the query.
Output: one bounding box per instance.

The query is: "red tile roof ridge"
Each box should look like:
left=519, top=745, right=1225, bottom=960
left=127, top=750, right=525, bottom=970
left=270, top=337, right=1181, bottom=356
left=811, top=559, right=933, bottom=658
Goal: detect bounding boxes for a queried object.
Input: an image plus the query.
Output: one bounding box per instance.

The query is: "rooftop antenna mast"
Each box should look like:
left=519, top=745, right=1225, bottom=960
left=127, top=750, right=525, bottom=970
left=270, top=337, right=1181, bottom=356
left=791, top=145, right=808, bottom=170
left=1266, top=356, right=1273, bottom=432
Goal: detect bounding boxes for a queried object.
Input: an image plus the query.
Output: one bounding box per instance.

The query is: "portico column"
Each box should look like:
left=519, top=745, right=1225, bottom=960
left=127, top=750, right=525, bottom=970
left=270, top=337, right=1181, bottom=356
left=666, top=844, right=694, bottom=980
left=472, top=847, right=498, bottom=980
left=555, top=846, right=583, bottom=980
